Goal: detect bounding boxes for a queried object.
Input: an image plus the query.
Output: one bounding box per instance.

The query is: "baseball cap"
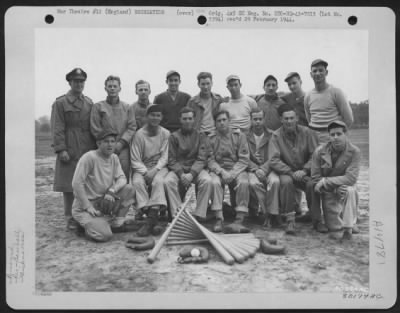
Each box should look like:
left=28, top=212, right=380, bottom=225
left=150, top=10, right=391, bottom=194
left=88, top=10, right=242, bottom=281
left=311, top=59, right=328, bottom=68
left=226, top=74, right=240, bottom=84
left=284, top=72, right=300, bottom=82
left=166, top=70, right=180, bottom=80
left=146, top=103, right=163, bottom=115
left=96, top=129, right=118, bottom=141
left=327, top=120, right=347, bottom=132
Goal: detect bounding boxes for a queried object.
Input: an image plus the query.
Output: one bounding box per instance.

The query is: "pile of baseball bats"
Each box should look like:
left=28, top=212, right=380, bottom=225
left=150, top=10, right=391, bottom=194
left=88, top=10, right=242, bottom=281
left=147, top=201, right=260, bottom=265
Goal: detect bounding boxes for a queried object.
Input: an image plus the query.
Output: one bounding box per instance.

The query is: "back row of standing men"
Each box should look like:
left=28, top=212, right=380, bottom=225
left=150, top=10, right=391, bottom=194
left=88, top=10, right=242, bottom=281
left=51, top=59, right=360, bottom=243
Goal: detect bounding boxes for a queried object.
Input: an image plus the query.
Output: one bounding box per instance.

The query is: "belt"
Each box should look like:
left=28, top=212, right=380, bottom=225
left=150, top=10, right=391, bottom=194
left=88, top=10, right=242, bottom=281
left=308, top=125, right=327, bottom=132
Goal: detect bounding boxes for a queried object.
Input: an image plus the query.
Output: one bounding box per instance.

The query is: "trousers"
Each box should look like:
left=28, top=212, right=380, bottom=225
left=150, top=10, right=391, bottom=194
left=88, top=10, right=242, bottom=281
left=118, top=147, right=130, bottom=183
left=131, top=168, right=168, bottom=210
left=210, top=172, right=249, bottom=216
left=164, top=170, right=212, bottom=217
left=279, top=175, right=314, bottom=215
left=248, top=171, right=280, bottom=215
left=311, top=185, right=358, bottom=230
left=72, top=184, right=135, bottom=242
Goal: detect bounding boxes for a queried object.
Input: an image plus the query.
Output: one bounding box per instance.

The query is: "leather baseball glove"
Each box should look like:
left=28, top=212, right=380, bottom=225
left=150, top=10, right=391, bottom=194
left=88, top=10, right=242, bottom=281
left=177, top=246, right=209, bottom=263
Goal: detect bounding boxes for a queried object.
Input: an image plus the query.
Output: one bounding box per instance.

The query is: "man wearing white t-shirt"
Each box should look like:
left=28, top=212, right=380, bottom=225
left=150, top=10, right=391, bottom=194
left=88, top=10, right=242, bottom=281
left=220, top=75, right=258, bottom=133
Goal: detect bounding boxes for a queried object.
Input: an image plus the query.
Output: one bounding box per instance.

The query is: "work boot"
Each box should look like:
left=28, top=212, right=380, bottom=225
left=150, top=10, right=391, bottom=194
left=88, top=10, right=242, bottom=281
left=285, top=213, right=296, bottom=235
left=137, top=207, right=159, bottom=237
left=260, top=239, right=286, bottom=254
left=262, top=214, right=272, bottom=229
left=224, top=212, right=250, bottom=234
left=212, top=218, right=223, bottom=233
left=296, top=212, right=312, bottom=223
left=342, top=228, right=353, bottom=240
left=313, top=221, right=329, bottom=233
left=352, top=224, right=360, bottom=234
left=272, top=215, right=284, bottom=228
left=66, top=216, right=79, bottom=231
left=328, top=230, right=342, bottom=240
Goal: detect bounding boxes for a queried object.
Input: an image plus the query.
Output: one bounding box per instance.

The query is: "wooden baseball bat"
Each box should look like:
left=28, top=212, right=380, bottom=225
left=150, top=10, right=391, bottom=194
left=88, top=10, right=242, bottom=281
left=229, top=240, right=258, bottom=257
left=174, top=219, right=205, bottom=238
left=166, top=239, right=209, bottom=245
left=186, top=210, right=235, bottom=265
left=170, top=224, right=202, bottom=237
left=211, top=233, right=248, bottom=263
left=147, top=196, right=192, bottom=263
left=230, top=238, right=260, bottom=250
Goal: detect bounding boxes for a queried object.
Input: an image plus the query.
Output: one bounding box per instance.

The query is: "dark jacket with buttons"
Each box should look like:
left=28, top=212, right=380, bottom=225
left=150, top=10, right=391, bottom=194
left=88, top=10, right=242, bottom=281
left=246, top=128, right=273, bottom=174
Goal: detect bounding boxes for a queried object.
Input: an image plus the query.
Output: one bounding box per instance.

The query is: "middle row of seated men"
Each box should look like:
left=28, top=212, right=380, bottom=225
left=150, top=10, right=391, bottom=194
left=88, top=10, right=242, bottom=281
left=72, top=101, right=360, bottom=243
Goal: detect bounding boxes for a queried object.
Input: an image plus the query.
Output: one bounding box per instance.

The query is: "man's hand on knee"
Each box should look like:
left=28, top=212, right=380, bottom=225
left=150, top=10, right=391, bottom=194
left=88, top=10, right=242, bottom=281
left=86, top=206, right=101, bottom=217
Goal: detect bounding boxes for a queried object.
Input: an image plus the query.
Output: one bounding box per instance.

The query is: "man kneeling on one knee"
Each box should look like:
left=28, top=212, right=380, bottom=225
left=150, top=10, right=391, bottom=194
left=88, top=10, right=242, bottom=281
left=164, top=107, right=212, bottom=221
left=208, top=110, right=250, bottom=233
left=247, top=108, right=280, bottom=227
left=268, top=104, right=318, bottom=235
left=311, top=120, right=361, bottom=240
left=72, top=130, right=135, bottom=242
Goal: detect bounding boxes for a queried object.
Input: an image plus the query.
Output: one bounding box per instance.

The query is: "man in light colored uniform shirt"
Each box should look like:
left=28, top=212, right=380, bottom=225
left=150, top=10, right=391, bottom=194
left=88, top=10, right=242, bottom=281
left=304, top=59, right=354, bottom=144
left=90, top=75, right=136, bottom=181
left=220, top=74, right=258, bottom=133
left=130, top=104, right=170, bottom=236
left=72, top=130, right=135, bottom=242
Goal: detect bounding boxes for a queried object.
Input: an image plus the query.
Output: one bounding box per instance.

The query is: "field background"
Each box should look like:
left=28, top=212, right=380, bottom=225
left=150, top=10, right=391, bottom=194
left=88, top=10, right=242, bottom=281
left=35, top=128, right=369, bottom=292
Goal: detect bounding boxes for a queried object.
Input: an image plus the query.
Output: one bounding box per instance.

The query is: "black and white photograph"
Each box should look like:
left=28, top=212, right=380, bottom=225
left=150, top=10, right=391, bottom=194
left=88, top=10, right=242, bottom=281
left=5, top=6, right=396, bottom=310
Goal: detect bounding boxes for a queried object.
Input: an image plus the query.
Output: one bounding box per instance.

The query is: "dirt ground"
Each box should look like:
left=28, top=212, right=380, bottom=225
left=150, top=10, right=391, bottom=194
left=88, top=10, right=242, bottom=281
left=35, top=129, right=370, bottom=293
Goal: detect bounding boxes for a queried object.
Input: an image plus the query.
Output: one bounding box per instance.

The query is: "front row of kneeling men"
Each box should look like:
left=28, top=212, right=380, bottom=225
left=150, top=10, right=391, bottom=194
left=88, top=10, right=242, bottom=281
left=71, top=103, right=360, bottom=243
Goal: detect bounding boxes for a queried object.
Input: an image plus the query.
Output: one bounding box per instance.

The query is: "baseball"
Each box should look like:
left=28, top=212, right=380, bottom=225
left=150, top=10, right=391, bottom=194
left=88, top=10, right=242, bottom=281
left=190, top=248, right=201, bottom=257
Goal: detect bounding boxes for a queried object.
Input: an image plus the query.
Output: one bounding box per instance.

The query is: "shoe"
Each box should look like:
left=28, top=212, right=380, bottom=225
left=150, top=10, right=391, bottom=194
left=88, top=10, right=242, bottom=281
left=262, top=215, right=272, bottom=229
left=66, top=217, right=79, bottom=231
left=285, top=221, right=296, bottom=235
left=328, top=231, right=342, bottom=240
left=260, top=239, right=286, bottom=254
left=137, top=208, right=158, bottom=237
left=272, top=215, right=284, bottom=228
left=313, top=221, right=329, bottom=233
left=212, top=219, right=223, bottom=233
left=194, top=214, right=215, bottom=223
left=295, top=213, right=312, bottom=223
left=342, top=228, right=353, bottom=240
left=352, top=225, right=360, bottom=234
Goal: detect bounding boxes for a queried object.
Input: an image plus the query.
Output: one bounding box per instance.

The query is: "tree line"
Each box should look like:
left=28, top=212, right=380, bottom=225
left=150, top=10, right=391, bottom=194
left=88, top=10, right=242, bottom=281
left=35, top=100, right=369, bottom=133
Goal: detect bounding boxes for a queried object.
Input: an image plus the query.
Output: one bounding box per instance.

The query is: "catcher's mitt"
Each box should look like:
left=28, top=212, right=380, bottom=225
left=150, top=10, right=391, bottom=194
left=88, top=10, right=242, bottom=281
left=98, top=190, right=121, bottom=216
left=177, top=246, right=209, bottom=264
left=125, top=236, right=155, bottom=251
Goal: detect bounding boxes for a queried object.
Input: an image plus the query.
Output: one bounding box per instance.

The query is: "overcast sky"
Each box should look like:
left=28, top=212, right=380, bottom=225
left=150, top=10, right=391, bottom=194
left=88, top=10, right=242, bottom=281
left=35, top=28, right=368, bottom=118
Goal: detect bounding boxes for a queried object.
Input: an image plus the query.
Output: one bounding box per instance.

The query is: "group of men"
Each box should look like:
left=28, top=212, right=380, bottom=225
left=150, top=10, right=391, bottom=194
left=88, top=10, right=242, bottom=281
left=51, top=58, right=361, bottom=244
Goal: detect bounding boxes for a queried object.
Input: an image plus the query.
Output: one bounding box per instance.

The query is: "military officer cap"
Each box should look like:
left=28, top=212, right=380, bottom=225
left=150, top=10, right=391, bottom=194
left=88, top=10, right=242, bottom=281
left=66, top=68, right=87, bottom=82
left=96, top=129, right=118, bottom=141
left=284, top=72, right=301, bottom=82
left=311, top=59, right=328, bottom=68
left=226, top=74, right=240, bottom=84
left=146, top=103, right=163, bottom=115
left=328, top=120, right=347, bottom=132
left=166, top=70, right=180, bottom=80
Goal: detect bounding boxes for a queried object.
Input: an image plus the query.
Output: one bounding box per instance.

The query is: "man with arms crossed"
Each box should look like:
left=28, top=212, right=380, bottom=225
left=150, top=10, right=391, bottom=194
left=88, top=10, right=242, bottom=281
left=269, top=104, right=319, bottom=235
left=164, top=107, right=212, bottom=220
left=247, top=108, right=281, bottom=227
left=91, top=75, right=136, bottom=181
left=282, top=72, right=308, bottom=127
left=71, top=130, right=135, bottom=242
left=255, top=75, right=286, bottom=131
left=220, top=75, right=258, bottom=133
left=132, top=80, right=152, bottom=129
left=208, top=110, right=251, bottom=233
left=153, top=70, right=191, bottom=133
left=311, top=120, right=361, bottom=240
left=304, top=59, right=353, bottom=144
left=187, top=72, right=224, bottom=137
left=130, top=104, right=170, bottom=236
